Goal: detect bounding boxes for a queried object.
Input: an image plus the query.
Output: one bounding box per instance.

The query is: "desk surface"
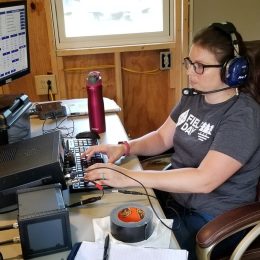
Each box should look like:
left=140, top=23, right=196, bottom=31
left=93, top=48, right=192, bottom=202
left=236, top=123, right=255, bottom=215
left=0, top=112, right=179, bottom=260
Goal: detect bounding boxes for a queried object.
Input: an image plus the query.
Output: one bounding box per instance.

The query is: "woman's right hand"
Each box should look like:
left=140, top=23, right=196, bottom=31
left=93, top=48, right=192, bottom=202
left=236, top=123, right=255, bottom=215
left=80, top=143, right=126, bottom=163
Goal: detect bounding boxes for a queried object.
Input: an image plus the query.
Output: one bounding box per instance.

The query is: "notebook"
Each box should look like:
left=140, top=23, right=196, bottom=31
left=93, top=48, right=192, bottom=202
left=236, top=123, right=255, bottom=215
left=63, top=98, right=121, bottom=116
left=67, top=241, right=188, bottom=260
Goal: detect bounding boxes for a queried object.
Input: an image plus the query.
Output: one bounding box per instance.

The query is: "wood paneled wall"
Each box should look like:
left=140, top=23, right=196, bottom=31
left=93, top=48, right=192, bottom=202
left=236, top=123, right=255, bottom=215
left=1, top=0, right=189, bottom=138
left=121, top=50, right=175, bottom=138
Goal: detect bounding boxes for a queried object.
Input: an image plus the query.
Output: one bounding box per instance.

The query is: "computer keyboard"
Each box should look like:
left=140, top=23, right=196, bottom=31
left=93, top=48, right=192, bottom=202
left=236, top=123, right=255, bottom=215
left=63, top=137, right=106, bottom=192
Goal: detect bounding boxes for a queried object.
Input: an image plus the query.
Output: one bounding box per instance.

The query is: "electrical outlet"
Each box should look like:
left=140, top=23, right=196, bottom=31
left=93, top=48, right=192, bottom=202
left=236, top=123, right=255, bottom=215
left=35, top=75, right=57, bottom=95
left=160, top=51, right=171, bottom=70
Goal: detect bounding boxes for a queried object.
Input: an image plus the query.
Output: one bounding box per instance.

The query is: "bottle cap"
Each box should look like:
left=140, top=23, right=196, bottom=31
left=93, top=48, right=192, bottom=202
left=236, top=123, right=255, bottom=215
left=87, top=71, right=101, bottom=84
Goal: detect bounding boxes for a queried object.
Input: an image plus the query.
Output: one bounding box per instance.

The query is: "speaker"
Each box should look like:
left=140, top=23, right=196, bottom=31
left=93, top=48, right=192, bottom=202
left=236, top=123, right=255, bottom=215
left=211, top=22, right=249, bottom=87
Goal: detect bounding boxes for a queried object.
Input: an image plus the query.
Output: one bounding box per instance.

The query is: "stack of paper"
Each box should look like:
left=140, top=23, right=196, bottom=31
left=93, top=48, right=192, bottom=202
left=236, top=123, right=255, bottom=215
left=69, top=241, right=188, bottom=260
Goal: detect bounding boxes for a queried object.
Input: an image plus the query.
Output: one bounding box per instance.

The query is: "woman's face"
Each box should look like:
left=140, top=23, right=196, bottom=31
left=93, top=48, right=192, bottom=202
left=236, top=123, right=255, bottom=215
left=187, top=44, right=226, bottom=91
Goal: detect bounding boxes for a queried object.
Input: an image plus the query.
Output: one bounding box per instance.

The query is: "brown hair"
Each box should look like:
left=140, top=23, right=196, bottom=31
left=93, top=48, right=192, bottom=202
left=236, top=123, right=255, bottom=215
left=193, top=24, right=260, bottom=104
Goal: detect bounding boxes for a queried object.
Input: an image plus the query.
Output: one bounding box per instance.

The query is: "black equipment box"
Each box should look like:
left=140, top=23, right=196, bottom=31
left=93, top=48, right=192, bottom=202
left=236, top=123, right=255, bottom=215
left=0, top=131, right=66, bottom=209
left=17, top=184, right=72, bottom=259
left=0, top=94, right=32, bottom=145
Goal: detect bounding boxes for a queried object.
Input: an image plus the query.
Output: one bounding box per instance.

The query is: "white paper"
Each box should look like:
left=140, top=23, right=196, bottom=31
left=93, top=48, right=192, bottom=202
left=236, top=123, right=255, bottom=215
left=74, top=241, right=188, bottom=260
left=64, top=97, right=121, bottom=116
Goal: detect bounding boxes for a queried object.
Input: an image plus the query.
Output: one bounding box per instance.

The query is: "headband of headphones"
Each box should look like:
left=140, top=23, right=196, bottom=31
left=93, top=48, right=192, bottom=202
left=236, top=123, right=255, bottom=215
left=210, top=22, right=240, bottom=57
left=209, top=22, right=249, bottom=87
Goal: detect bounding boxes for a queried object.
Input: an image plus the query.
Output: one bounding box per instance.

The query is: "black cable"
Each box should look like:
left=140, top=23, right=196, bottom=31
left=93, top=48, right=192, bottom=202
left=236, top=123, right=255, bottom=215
left=47, top=84, right=50, bottom=101
left=165, top=198, right=181, bottom=230
left=0, top=207, right=18, bottom=214
left=0, top=224, right=13, bottom=231
left=0, top=223, right=18, bottom=231
left=0, top=237, right=20, bottom=245
left=47, top=80, right=53, bottom=101
left=115, top=189, right=157, bottom=199
left=85, top=166, right=173, bottom=231
left=66, top=195, right=103, bottom=208
left=41, top=116, right=75, bottom=137
left=66, top=181, right=104, bottom=208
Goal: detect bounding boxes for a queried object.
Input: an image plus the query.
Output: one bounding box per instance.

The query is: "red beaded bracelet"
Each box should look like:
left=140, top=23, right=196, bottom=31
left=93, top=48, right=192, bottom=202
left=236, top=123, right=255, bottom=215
left=118, top=141, right=130, bottom=156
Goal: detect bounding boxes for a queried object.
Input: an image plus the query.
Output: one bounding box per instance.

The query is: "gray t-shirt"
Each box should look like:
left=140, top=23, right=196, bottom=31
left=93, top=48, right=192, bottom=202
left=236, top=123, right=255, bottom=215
left=170, top=92, right=260, bottom=217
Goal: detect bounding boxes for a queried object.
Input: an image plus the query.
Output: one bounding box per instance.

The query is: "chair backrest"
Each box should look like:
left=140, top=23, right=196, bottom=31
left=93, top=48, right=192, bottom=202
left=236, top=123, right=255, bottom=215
left=245, top=40, right=260, bottom=103
left=245, top=41, right=260, bottom=201
left=256, top=180, right=260, bottom=201
left=245, top=41, right=260, bottom=202
left=245, top=40, right=260, bottom=69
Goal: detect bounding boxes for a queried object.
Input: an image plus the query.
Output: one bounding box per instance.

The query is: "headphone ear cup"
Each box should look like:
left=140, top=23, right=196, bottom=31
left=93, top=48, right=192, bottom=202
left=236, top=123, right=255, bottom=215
left=222, top=57, right=249, bottom=87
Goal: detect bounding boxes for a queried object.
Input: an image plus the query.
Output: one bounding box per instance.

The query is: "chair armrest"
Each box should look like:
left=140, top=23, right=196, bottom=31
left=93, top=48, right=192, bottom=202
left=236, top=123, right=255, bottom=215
left=196, top=202, right=260, bottom=248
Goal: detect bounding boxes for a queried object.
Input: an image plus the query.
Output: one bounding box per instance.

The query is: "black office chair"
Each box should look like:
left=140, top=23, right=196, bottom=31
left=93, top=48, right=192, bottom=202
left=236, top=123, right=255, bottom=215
left=140, top=153, right=172, bottom=171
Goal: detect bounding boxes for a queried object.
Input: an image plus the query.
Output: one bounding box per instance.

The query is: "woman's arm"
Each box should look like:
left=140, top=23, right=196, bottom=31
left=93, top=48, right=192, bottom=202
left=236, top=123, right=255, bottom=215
left=81, top=116, right=176, bottom=162
left=85, top=150, right=242, bottom=194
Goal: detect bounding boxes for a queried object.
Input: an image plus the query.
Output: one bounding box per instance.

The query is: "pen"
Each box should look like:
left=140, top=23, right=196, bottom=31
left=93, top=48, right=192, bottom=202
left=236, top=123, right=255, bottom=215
left=103, top=234, right=110, bottom=260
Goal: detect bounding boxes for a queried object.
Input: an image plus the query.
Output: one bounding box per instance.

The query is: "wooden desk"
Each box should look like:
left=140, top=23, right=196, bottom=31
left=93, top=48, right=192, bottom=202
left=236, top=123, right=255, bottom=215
left=0, top=113, right=179, bottom=260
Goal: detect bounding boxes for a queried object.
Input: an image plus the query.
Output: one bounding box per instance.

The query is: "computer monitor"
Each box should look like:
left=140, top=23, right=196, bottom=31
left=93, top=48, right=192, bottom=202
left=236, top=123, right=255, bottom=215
left=0, top=1, right=30, bottom=86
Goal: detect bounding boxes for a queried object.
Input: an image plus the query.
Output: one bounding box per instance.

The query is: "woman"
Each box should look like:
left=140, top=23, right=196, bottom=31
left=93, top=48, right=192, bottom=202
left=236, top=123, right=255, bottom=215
left=82, top=22, right=260, bottom=259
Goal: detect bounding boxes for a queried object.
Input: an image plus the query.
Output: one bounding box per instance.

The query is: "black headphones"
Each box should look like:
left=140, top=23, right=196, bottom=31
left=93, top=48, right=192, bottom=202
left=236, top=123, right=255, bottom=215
left=211, top=22, right=249, bottom=87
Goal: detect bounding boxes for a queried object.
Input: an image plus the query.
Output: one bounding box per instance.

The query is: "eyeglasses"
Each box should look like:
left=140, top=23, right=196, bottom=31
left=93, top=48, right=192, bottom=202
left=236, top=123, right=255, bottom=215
left=183, top=57, right=223, bottom=75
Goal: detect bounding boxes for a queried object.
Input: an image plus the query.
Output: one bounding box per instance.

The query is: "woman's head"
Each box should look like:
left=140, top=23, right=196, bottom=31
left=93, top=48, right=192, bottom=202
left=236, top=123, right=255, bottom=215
left=191, top=22, right=260, bottom=103
left=192, top=22, right=248, bottom=86
left=186, top=44, right=225, bottom=93
left=193, top=22, right=247, bottom=66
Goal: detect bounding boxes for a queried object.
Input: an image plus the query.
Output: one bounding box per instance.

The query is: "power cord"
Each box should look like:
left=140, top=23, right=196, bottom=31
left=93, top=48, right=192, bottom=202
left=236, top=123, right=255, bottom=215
left=47, top=80, right=54, bottom=101
left=41, top=116, right=75, bottom=137
left=66, top=195, right=103, bottom=208
left=0, top=207, right=18, bottom=215
left=85, top=166, right=173, bottom=231
left=65, top=180, right=158, bottom=207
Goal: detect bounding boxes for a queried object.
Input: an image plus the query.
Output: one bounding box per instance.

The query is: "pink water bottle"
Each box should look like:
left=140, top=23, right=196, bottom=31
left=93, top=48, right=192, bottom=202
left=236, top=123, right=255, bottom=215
left=86, top=71, right=106, bottom=133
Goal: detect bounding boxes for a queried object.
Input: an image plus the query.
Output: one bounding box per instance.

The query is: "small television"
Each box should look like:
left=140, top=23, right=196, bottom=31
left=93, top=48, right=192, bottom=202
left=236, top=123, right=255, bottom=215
left=0, top=1, right=30, bottom=86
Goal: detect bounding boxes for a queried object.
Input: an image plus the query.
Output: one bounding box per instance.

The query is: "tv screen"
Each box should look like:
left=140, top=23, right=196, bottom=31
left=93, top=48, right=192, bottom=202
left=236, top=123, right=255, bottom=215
left=0, top=1, right=30, bottom=86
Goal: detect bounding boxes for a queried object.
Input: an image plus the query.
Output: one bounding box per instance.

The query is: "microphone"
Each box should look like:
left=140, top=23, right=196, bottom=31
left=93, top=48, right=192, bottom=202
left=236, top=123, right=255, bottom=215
left=182, top=86, right=231, bottom=96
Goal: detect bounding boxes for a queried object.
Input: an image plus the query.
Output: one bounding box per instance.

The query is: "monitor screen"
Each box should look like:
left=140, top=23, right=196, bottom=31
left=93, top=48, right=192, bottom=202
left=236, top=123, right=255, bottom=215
left=27, top=219, right=65, bottom=251
left=0, top=1, right=30, bottom=86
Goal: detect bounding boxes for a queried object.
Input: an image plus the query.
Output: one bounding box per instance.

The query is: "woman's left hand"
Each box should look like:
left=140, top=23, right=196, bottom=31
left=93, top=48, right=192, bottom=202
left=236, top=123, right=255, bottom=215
left=84, top=163, right=137, bottom=188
